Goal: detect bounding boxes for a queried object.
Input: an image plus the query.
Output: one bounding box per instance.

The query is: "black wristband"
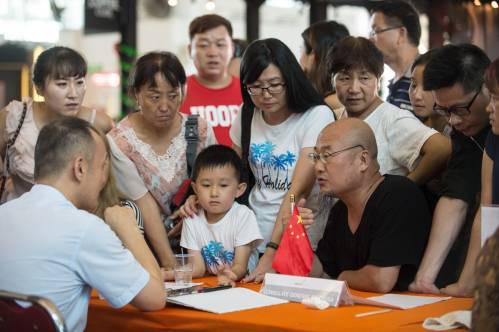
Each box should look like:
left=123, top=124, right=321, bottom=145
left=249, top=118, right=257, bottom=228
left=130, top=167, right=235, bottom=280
left=266, top=241, right=279, bottom=250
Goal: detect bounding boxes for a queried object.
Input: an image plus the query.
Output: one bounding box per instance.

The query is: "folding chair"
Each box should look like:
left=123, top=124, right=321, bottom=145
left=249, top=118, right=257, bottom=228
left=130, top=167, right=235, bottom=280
left=0, top=290, right=67, bottom=332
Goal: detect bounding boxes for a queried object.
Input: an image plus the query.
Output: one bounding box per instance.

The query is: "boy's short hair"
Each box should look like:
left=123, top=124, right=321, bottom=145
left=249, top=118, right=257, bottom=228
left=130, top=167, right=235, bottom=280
left=189, top=14, right=233, bottom=40
left=192, top=145, right=243, bottom=182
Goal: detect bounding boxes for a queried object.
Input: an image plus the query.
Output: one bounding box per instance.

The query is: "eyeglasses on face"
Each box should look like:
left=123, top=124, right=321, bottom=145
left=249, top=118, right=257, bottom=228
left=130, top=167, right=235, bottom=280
left=308, top=144, right=365, bottom=164
left=246, top=83, right=286, bottom=96
left=369, top=25, right=403, bottom=38
left=433, top=88, right=481, bottom=118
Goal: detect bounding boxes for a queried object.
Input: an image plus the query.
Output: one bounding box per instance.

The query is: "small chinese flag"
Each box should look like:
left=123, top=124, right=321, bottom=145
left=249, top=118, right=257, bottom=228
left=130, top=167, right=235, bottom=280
left=272, top=206, right=314, bottom=276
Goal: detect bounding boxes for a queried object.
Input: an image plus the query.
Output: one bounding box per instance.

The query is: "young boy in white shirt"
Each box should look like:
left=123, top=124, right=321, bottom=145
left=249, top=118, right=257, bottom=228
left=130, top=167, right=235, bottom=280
left=171, top=145, right=262, bottom=285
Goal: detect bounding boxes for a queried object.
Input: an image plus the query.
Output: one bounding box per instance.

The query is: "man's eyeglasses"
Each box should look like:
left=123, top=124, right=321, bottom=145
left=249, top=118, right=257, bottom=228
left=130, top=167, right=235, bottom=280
left=247, top=83, right=286, bottom=96
left=433, top=88, right=481, bottom=118
left=369, top=25, right=403, bottom=38
left=308, top=145, right=365, bottom=164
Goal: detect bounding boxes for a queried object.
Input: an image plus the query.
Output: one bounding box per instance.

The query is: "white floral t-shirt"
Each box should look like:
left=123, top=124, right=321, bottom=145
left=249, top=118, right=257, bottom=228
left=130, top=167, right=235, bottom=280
left=180, top=202, right=262, bottom=274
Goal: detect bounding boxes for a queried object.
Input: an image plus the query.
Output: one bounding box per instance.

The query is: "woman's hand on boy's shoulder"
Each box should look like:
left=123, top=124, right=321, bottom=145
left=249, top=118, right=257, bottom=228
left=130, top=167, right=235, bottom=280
left=178, top=195, right=199, bottom=219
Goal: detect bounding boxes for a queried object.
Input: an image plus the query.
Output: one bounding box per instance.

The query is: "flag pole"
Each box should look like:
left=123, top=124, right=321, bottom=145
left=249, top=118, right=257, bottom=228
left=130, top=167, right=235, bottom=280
left=290, top=194, right=295, bottom=214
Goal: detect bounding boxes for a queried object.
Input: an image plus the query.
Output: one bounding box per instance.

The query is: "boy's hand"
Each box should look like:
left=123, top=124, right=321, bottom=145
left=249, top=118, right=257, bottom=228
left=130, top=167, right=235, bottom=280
left=216, top=266, right=237, bottom=287
left=178, top=195, right=199, bottom=218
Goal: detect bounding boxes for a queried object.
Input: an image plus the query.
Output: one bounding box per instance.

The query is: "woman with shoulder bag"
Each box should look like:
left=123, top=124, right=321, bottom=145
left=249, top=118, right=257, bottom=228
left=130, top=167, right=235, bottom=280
left=107, top=51, right=216, bottom=270
left=0, top=46, right=113, bottom=203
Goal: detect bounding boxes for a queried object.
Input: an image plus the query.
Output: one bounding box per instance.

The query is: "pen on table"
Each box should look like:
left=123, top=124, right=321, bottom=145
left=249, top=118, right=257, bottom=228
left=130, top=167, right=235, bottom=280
left=355, top=309, right=392, bottom=318
left=202, top=285, right=233, bottom=293
left=168, top=285, right=232, bottom=297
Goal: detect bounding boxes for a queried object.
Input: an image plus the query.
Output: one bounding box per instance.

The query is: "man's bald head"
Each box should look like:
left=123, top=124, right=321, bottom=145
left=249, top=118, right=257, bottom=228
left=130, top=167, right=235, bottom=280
left=319, top=118, right=378, bottom=159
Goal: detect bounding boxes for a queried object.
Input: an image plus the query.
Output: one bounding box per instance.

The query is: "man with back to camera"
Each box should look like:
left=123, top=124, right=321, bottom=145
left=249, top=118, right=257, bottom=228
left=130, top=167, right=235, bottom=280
left=180, top=14, right=242, bottom=146
left=309, top=118, right=431, bottom=293
left=370, top=0, right=421, bottom=113
left=0, top=117, right=166, bottom=332
left=409, top=44, right=491, bottom=294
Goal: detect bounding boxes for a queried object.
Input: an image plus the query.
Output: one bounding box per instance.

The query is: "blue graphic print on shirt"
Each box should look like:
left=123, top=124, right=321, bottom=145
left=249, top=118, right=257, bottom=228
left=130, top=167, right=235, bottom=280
left=201, top=240, right=235, bottom=274
left=250, top=141, right=296, bottom=191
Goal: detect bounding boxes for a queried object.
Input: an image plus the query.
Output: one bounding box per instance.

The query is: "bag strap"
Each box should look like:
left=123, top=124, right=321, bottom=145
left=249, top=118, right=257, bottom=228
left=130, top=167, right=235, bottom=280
left=238, top=106, right=255, bottom=205
left=185, top=114, right=199, bottom=178
left=1, top=102, right=28, bottom=201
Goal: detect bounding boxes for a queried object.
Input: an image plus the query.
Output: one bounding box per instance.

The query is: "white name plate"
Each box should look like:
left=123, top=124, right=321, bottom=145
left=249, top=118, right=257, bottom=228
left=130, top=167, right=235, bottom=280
left=260, top=273, right=352, bottom=307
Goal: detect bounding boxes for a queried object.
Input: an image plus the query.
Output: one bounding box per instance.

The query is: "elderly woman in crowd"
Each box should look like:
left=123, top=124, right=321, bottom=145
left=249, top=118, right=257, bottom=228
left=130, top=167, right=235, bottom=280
left=329, top=36, right=451, bottom=185
left=108, top=51, right=216, bottom=269
left=0, top=46, right=113, bottom=202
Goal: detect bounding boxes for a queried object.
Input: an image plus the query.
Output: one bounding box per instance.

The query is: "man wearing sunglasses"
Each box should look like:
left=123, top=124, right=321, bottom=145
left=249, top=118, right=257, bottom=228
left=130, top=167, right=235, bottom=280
left=309, top=118, right=431, bottom=293
left=409, top=44, right=491, bottom=295
left=370, top=0, right=421, bottom=113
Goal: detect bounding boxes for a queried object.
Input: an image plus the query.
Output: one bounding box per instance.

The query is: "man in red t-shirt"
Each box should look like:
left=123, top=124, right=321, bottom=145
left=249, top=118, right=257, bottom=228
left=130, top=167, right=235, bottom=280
left=180, top=14, right=242, bottom=146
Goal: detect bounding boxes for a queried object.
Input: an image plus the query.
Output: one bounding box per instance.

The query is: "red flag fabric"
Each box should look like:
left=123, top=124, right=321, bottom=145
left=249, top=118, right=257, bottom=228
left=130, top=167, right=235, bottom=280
left=272, top=206, right=314, bottom=276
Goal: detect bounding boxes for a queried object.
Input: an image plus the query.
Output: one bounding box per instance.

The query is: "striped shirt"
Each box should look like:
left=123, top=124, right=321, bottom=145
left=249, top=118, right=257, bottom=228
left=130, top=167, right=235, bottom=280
left=387, top=74, right=414, bottom=113
left=121, top=199, right=144, bottom=234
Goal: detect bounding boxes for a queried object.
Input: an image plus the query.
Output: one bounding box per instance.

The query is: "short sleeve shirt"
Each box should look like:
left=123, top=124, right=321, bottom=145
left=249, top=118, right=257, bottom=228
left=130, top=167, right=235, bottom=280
left=316, top=175, right=431, bottom=291
left=0, top=185, right=148, bottom=332
left=108, top=114, right=216, bottom=216
left=364, top=102, right=437, bottom=176
left=441, top=126, right=490, bottom=205
left=180, top=202, right=263, bottom=273
left=180, top=75, right=242, bottom=146
left=230, top=105, right=335, bottom=252
left=387, top=70, right=413, bottom=113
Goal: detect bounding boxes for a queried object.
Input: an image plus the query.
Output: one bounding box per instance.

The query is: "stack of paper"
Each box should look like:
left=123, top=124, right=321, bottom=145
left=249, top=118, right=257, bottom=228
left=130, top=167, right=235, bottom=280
left=164, top=282, right=203, bottom=291
left=365, top=294, right=452, bottom=309
left=167, top=287, right=288, bottom=314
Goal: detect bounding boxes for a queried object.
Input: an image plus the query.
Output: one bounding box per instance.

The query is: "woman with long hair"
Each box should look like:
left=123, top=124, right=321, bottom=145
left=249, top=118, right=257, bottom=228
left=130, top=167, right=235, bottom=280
left=300, top=20, right=349, bottom=117
left=233, top=38, right=336, bottom=282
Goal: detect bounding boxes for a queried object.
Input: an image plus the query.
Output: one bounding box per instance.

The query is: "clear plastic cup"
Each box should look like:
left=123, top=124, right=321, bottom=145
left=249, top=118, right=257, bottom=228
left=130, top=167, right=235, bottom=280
left=174, top=253, right=193, bottom=286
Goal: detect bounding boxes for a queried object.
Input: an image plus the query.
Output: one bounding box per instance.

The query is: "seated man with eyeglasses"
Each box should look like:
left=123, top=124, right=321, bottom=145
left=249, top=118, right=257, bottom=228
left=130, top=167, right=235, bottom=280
left=409, top=44, right=491, bottom=295
left=309, top=118, right=431, bottom=293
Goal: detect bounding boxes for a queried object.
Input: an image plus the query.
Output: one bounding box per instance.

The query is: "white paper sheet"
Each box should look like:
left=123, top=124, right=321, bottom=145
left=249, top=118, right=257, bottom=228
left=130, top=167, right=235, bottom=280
left=481, top=205, right=499, bottom=247
left=167, top=287, right=288, bottom=314
left=366, top=294, right=452, bottom=310
left=164, top=282, right=203, bottom=291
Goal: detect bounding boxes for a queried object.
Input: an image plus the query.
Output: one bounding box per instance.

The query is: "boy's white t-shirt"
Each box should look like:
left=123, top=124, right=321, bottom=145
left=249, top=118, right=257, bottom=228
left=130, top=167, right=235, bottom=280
left=230, top=105, right=335, bottom=252
left=180, top=202, right=263, bottom=274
